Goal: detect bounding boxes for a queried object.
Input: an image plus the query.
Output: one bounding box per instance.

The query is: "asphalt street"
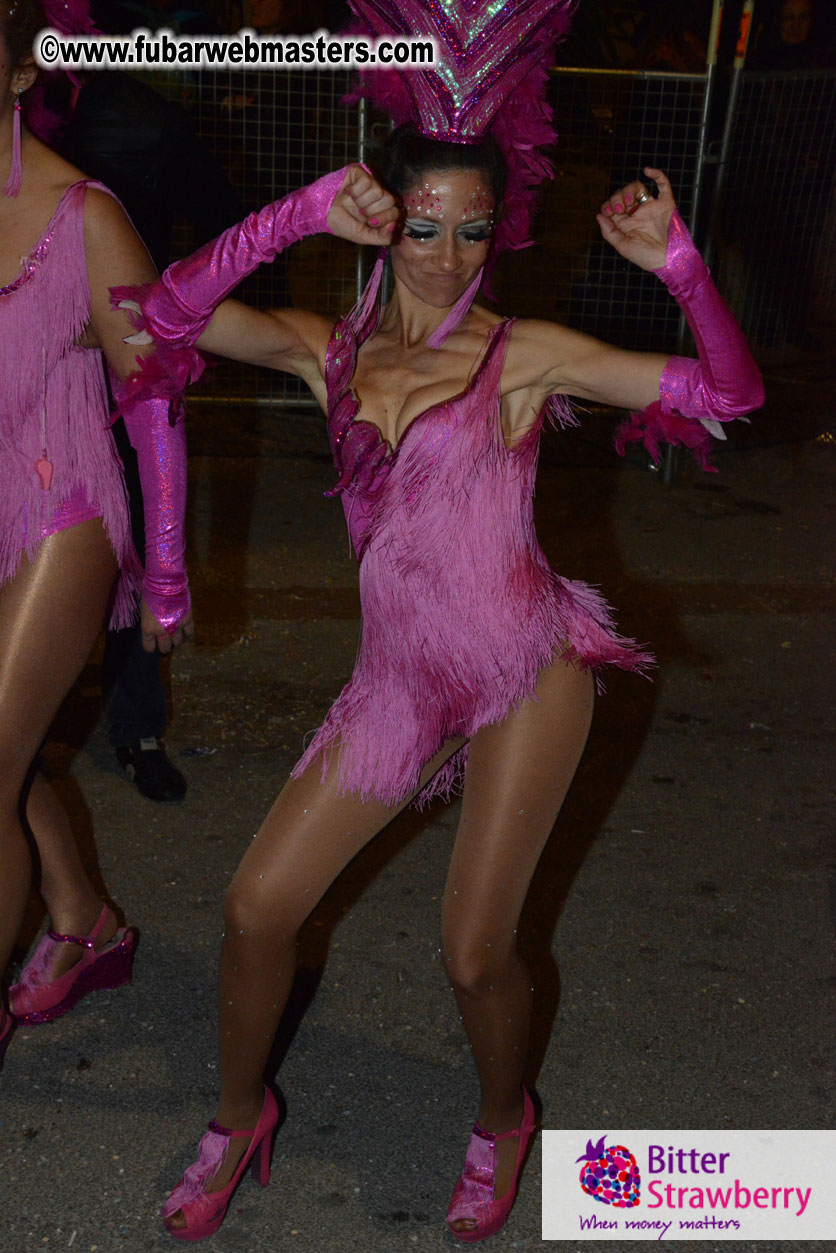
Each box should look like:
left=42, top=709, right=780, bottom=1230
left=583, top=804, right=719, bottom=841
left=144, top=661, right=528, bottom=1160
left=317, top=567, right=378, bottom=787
left=1, top=359, right=834, bottom=1253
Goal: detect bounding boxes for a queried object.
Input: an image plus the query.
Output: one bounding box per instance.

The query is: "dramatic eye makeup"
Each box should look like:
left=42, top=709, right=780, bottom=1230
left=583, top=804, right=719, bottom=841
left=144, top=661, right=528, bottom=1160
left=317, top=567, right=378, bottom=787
left=459, top=221, right=493, bottom=242
left=403, top=219, right=439, bottom=240
left=402, top=218, right=493, bottom=243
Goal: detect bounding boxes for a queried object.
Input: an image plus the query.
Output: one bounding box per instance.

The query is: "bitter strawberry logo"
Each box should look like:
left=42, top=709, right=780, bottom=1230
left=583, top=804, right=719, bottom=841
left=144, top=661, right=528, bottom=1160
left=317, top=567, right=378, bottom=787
left=577, top=1134, right=641, bottom=1207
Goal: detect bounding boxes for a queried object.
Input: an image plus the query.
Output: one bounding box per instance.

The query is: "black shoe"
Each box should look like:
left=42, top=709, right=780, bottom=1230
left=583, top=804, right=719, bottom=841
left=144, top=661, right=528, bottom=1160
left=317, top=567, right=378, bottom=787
left=116, top=737, right=187, bottom=803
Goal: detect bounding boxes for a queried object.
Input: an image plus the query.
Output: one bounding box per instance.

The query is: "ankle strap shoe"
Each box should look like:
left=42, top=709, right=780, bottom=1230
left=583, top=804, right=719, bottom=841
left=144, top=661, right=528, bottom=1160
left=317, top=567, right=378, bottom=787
left=9, top=905, right=137, bottom=1024
left=446, top=1087, right=537, bottom=1242
left=162, top=1086, right=279, bottom=1241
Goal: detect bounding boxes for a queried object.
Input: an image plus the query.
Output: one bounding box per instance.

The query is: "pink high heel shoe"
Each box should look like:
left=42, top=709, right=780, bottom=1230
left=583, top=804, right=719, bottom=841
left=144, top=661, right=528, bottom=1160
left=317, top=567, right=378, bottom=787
left=9, top=905, right=137, bottom=1025
left=162, top=1086, right=279, bottom=1241
left=446, top=1087, right=537, bottom=1243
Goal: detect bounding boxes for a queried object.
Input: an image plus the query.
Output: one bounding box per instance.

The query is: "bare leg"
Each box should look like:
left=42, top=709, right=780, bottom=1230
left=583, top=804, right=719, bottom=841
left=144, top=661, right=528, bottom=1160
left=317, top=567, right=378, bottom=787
left=443, top=657, right=594, bottom=1230
left=0, top=521, right=119, bottom=991
left=166, top=659, right=591, bottom=1234
left=23, top=773, right=118, bottom=975
left=166, top=737, right=463, bottom=1230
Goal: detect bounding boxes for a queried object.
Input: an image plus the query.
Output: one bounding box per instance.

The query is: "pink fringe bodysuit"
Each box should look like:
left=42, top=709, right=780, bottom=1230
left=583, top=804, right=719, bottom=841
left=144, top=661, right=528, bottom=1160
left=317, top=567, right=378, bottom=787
left=0, top=180, right=140, bottom=621
left=292, top=297, right=653, bottom=808
left=120, top=174, right=762, bottom=811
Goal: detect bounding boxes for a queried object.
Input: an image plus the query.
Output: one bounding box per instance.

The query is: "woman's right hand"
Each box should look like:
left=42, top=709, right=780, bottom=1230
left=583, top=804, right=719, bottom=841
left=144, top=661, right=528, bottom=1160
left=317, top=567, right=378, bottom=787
left=326, top=165, right=399, bottom=247
left=141, top=598, right=194, bottom=655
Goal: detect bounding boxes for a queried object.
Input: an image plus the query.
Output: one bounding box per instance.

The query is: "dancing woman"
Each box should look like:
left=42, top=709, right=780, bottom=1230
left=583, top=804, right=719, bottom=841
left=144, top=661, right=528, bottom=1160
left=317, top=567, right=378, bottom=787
left=120, top=1, right=764, bottom=1242
left=0, top=0, right=191, bottom=1060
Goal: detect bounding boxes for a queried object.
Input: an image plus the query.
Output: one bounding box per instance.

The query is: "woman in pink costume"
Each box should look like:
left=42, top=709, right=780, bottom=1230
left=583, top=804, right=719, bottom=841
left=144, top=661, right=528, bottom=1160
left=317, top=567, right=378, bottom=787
left=122, top=4, right=764, bottom=1245
left=0, top=0, right=191, bottom=1064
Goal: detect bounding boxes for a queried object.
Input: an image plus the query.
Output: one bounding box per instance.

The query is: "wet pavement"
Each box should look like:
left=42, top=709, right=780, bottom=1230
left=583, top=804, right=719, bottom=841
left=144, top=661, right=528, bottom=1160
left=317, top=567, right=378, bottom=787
left=1, top=361, right=835, bottom=1253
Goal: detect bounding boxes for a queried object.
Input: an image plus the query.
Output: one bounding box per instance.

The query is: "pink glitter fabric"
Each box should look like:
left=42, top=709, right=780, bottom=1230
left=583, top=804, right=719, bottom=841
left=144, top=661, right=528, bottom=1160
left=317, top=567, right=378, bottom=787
left=292, top=295, right=652, bottom=809
left=616, top=209, right=765, bottom=471
left=37, top=485, right=101, bottom=538
left=347, top=0, right=573, bottom=142
left=0, top=181, right=141, bottom=625
left=654, top=209, right=764, bottom=422
left=112, top=169, right=348, bottom=354
left=112, top=385, right=190, bottom=633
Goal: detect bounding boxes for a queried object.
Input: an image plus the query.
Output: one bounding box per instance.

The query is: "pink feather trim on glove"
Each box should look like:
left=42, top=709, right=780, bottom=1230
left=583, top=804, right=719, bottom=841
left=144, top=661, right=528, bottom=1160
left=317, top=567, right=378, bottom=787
left=615, top=403, right=718, bottom=472
left=616, top=208, right=763, bottom=470
left=109, top=291, right=205, bottom=421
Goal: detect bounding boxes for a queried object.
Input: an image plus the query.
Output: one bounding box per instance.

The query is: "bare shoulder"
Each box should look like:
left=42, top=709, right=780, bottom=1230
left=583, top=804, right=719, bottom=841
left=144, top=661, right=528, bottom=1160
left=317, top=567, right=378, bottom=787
left=82, top=185, right=137, bottom=242
left=26, top=135, right=89, bottom=203
left=81, top=186, right=156, bottom=289
left=1, top=137, right=89, bottom=236
left=507, top=316, right=577, bottom=355
left=503, top=316, right=600, bottom=396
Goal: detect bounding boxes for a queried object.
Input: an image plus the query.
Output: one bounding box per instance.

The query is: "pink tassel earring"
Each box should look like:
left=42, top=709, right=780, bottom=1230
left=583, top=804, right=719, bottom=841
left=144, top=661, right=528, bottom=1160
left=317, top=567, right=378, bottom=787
left=4, top=92, right=23, bottom=198
left=426, top=267, right=484, bottom=349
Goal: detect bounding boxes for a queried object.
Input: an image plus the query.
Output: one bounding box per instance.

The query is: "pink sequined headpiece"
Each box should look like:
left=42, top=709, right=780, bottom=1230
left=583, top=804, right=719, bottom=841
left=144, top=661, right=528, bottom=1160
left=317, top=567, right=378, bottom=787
left=346, top=0, right=576, bottom=256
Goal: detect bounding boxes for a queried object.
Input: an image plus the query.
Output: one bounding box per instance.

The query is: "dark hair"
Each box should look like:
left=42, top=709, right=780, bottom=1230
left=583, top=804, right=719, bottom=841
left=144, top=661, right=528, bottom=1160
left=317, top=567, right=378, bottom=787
left=0, top=0, right=47, bottom=71
left=380, top=123, right=508, bottom=210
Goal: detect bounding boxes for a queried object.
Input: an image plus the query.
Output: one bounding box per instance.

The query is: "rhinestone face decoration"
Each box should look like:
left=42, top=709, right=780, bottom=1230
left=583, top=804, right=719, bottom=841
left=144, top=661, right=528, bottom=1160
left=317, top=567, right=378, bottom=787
left=462, top=186, right=493, bottom=221
left=402, top=181, right=495, bottom=226
left=405, top=185, right=445, bottom=217
left=347, top=0, right=574, bottom=264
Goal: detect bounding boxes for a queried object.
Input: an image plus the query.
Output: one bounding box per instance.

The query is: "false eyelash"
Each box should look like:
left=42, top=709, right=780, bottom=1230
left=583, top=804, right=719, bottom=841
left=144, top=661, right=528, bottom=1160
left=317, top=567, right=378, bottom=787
left=403, top=225, right=436, bottom=240
left=461, top=229, right=491, bottom=242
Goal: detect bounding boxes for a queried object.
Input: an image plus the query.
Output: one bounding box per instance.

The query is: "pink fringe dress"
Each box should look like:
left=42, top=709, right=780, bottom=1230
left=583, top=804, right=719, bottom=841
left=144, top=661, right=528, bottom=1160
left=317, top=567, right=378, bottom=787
left=292, top=299, right=653, bottom=809
left=0, top=180, right=140, bottom=624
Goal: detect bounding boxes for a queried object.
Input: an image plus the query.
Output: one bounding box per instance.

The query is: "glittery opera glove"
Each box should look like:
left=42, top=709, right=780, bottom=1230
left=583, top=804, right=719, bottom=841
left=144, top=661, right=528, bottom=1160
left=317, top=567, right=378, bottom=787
left=615, top=208, right=764, bottom=471
left=113, top=167, right=349, bottom=350
left=109, top=374, right=190, bottom=634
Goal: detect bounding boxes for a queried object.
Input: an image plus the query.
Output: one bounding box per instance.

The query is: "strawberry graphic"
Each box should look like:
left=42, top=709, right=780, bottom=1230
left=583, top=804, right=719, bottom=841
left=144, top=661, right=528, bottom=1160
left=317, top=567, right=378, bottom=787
left=577, top=1134, right=641, bottom=1207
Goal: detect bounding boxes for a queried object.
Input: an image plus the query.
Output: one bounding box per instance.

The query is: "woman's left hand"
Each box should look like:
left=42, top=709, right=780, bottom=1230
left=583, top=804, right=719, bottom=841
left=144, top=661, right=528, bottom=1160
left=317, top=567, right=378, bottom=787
left=141, top=599, right=195, bottom=654
left=596, top=166, right=675, bottom=272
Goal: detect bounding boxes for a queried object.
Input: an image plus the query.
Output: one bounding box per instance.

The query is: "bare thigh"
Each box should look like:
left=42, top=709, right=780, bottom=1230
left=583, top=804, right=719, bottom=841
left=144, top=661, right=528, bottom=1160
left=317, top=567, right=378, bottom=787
left=0, top=520, right=118, bottom=793
left=442, top=656, right=595, bottom=966
left=226, top=736, right=467, bottom=934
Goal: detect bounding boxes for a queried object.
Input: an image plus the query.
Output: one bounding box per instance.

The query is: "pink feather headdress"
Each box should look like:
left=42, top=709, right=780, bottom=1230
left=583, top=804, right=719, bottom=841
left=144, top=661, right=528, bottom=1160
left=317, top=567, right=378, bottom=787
left=39, top=0, right=97, bottom=36
left=17, top=0, right=99, bottom=144
left=345, top=0, right=576, bottom=260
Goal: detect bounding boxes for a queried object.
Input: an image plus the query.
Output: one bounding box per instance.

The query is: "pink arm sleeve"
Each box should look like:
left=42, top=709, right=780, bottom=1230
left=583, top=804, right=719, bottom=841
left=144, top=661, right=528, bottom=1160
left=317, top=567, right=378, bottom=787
left=655, top=209, right=764, bottom=421
left=114, top=167, right=348, bottom=349
left=109, top=372, right=190, bottom=633
left=615, top=209, right=764, bottom=470
left=104, top=170, right=349, bottom=629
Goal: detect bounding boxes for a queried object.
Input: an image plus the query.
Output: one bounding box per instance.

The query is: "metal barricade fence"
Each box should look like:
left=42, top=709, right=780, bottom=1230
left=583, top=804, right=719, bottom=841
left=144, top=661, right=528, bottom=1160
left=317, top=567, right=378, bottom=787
left=706, top=69, right=836, bottom=352
left=493, top=69, right=707, bottom=351
left=151, top=63, right=834, bottom=406
left=152, top=67, right=364, bottom=407
left=150, top=65, right=710, bottom=408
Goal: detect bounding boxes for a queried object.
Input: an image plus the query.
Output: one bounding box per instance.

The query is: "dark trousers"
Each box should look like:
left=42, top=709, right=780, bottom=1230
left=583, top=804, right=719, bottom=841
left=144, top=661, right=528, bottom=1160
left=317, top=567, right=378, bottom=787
left=103, top=418, right=168, bottom=748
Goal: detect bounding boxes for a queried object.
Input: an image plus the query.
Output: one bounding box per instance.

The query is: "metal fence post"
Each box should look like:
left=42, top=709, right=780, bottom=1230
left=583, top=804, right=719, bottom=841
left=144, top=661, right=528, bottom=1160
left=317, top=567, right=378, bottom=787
left=356, top=97, right=368, bottom=307
left=704, top=0, right=757, bottom=269
left=662, top=0, right=727, bottom=484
